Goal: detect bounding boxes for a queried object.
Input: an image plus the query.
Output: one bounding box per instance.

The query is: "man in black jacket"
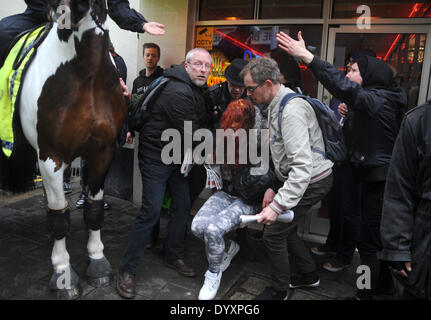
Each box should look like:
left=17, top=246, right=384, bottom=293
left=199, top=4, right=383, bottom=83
left=132, top=42, right=164, bottom=94
left=0, top=0, right=165, bottom=67
left=380, top=99, right=431, bottom=300
left=117, top=48, right=212, bottom=299
left=277, top=31, right=407, bottom=300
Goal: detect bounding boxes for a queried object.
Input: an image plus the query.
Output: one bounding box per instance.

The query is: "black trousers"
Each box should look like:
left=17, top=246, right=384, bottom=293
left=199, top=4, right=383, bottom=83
left=356, top=180, right=393, bottom=298
left=326, top=163, right=361, bottom=263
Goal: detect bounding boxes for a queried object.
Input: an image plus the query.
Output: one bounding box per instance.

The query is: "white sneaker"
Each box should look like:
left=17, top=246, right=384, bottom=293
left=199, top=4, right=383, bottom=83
left=198, top=270, right=222, bottom=300
left=220, top=240, right=240, bottom=272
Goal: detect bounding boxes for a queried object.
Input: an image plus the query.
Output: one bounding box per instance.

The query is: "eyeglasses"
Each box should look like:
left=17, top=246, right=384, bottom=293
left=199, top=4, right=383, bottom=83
left=246, top=83, right=263, bottom=93
left=191, top=61, right=212, bottom=70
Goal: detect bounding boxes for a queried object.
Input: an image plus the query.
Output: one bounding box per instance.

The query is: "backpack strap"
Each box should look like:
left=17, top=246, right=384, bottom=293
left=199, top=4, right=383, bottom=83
left=271, top=92, right=300, bottom=144
left=271, top=92, right=328, bottom=158
left=140, top=76, right=170, bottom=112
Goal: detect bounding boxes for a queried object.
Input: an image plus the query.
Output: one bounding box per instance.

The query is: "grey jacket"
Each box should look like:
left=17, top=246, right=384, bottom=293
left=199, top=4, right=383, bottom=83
left=267, top=85, right=333, bottom=214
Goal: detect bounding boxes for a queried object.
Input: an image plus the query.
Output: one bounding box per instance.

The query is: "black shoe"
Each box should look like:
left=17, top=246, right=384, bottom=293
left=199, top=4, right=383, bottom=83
left=289, top=272, right=320, bottom=289
left=310, top=244, right=336, bottom=256
left=323, top=256, right=350, bottom=272
left=116, top=270, right=136, bottom=299
left=164, top=259, right=196, bottom=277
left=253, top=286, right=288, bottom=300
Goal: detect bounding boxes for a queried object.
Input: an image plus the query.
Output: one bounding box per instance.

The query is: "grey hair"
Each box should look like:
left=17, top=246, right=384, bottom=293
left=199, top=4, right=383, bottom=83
left=185, top=48, right=212, bottom=63
left=240, top=57, right=280, bottom=85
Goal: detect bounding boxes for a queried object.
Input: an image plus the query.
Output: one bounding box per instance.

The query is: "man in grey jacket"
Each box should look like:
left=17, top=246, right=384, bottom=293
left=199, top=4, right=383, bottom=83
left=240, top=57, right=333, bottom=300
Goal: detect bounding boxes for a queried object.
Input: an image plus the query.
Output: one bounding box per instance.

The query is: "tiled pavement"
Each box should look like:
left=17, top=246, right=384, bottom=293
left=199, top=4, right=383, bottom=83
left=0, top=181, right=389, bottom=301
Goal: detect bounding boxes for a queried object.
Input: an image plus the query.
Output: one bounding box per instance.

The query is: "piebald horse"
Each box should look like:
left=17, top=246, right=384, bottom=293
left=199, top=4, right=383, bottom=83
left=2, top=0, right=126, bottom=299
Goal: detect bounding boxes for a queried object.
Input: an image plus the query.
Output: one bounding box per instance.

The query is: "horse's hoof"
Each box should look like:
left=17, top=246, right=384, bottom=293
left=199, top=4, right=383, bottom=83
left=49, top=266, right=81, bottom=300
left=54, top=286, right=82, bottom=300
left=86, top=256, right=113, bottom=288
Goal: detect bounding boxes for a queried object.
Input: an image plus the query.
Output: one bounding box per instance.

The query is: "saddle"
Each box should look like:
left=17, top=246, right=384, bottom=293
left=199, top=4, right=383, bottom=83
left=0, top=24, right=50, bottom=158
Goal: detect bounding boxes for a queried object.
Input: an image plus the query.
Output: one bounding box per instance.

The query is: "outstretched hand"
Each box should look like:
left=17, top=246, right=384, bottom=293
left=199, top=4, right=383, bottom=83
left=143, top=22, right=165, bottom=35
left=276, top=31, right=314, bottom=64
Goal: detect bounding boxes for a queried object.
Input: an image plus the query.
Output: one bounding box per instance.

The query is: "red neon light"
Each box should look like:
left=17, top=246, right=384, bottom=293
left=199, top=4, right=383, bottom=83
left=384, top=34, right=401, bottom=61
left=213, top=29, right=264, bottom=57
left=383, top=3, right=420, bottom=61
left=408, top=3, right=421, bottom=17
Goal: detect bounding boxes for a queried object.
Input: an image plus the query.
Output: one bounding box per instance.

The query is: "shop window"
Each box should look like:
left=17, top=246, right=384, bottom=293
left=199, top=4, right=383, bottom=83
left=260, top=0, right=323, bottom=19
left=199, top=0, right=254, bottom=20
left=332, top=0, right=431, bottom=19
left=196, top=25, right=322, bottom=97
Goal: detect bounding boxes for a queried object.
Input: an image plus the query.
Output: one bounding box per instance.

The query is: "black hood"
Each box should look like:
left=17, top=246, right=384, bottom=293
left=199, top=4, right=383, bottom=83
left=163, top=63, right=200, bottom=88
left=379, top=85, right=408, bottom=111
left=356, top=56, right=394, bottom=88
left=138, top=66, right=164, bottom=79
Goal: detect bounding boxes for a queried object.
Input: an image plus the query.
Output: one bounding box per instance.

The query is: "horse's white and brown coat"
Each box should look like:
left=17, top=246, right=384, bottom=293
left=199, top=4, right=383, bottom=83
left=19, top=0, right=124, bottom=281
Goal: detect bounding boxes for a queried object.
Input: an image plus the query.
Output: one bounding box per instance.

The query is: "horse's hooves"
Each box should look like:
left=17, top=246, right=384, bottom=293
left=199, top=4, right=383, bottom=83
left=86, top=257, right=113, bottom=288
left=87, top=274, right=113, bottom=288
left=53, top=286, right=82, bottom=300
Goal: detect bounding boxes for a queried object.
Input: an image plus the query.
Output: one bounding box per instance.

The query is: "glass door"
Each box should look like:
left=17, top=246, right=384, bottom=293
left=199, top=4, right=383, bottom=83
left=324, top=25, right=431, bottom=110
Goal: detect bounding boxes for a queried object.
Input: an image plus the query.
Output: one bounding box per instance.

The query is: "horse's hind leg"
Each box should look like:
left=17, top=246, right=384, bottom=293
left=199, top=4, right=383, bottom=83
left=82, top=146, right=115, bottom=287
left=39, top=158, right=81, bottom=300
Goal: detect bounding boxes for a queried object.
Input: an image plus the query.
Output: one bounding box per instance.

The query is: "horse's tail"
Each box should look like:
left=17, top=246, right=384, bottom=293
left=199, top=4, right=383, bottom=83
left=0, top=141, right=37, bottom=193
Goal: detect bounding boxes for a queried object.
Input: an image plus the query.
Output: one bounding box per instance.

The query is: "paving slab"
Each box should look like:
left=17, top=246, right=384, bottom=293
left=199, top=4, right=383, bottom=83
left=0, top=184, right=368, bottom=301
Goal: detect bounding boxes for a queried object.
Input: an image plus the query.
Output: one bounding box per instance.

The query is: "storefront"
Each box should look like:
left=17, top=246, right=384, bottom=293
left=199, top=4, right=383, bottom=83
left=2, top=1, right=430, bottom=238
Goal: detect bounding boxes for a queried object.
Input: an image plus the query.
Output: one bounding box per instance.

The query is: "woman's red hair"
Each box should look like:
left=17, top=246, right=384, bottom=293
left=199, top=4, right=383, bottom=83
left=216, top=98, right=255, bottom=167
left=219, top=98, right=255, bottom=131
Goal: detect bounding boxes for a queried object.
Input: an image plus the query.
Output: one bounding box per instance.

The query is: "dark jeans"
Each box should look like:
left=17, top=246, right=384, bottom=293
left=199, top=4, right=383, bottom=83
left=326, top=163, right=361, bottom=263
left=262, top=174, right=333, bottom=291
left=356, top=180, right=393, bottom=299
left=0, top=10, right=47, bottom=68
left=121, top=156, right=191, bottom=275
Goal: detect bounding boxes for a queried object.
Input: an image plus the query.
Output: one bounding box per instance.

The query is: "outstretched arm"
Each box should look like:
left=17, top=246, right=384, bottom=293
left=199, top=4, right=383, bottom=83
left=277, top=31, right=379, bottom=116
left=276, top=31, right=313, bottom=64
left=108, top=0, right=165, bottom=35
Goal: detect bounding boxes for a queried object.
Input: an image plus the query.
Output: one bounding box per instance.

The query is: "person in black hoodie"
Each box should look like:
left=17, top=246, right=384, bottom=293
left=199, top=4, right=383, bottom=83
left=132, top=42, right=164, bottom=94
left=277, top=31, right=407, bottom=300
left=117, top=48, right=212, bottom=299
left=0, top=0, right=165, bottom=67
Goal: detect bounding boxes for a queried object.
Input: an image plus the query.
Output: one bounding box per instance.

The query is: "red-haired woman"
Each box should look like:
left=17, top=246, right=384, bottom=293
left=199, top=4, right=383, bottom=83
left=191, top=98, right=272, bottom=300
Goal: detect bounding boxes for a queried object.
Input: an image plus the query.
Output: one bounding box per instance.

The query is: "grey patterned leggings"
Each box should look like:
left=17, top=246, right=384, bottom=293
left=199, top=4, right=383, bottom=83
left=191, top=191, right=258, bottom=273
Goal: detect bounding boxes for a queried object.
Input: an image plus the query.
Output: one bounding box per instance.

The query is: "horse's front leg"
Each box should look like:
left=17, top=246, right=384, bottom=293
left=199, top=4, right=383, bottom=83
left=39, top=158, right=81, bottom=300
left=82, top=147, right=115, bottom=287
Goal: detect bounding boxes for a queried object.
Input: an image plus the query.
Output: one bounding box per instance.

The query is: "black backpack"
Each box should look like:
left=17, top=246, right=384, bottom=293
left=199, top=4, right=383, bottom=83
left=272, top=93, right=347, bottom=163
left=128, top=75, right=170, bottom=133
